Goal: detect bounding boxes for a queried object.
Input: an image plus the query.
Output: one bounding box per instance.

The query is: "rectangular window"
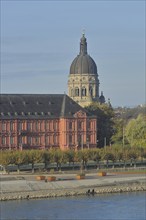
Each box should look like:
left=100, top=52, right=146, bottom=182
left=69, top=121, right=72, bottom=130
left=2, top=136, right=6, bottom=145
left=78, top=121, right=82, bottom=130
left=35, top=137, right=39, bottom=145
left=18, top=136, right=22, bottom=144
left=10, top=122, right=13, bottom=131
left=2, top=122, right=6, bottom=131
left=27, top=122, right=31, bottom=131
left=10, top=136, right=14, bottom=145
left=40, top=122, right=42, bottom=131
left=53, top=121, right=58, bottom=131
left=18, top=122, right=22, bottom=131
left=45, top=136, right=49, bottom=145
left=28, top=136, right=31, bottom=145
left=36, top=122, right=39, bottom=131
left=53, top=134, right=57, bottom=145
left=69, top=135, right=72, bottom=144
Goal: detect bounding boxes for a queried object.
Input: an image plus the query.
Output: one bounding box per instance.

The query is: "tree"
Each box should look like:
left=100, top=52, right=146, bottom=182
left=89, top=149, right=101, bottom=169
left=12, top=151, right=28, bottom=173
left=102, top=149, right=116, bottom=168
left=76, top=149, right=90, bottom=171
left=65, top=150, right=76, bottom=170
left=85, top=102, right=114, bottom=147
left=42, top=150, right=51, bottom=170
left=51, top=149, right=67, bottom=171
left=27, top=150, right=43, bottom=173
left=125, top=114, right=146, bottom=147
left=127, top=148, right=139, bottom=167
left=0, top=151, right=15, bottom=172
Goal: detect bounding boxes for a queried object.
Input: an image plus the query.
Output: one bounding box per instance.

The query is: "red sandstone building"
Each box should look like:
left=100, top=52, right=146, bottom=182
left=0, top=94, right=97, bottom=150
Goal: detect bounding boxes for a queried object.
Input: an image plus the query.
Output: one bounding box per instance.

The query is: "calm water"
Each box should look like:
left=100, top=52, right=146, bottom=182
left=0, top=192, right=146, bottom=220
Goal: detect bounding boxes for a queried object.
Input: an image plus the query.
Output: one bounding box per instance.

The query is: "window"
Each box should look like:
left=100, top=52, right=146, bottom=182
left=2, top=122, right=6, bottom=131
left=69, top=135, right=72, bottom=144
left=69, top=121, right=72, bottom=130
left=53, top=134, right=57, bottom=145
left=2, top=136, right=6, bottom=145
left=27, top=136, right=31, bottom=145
left=18, top=136, right=22, bottom=144
left=53, top=121, right=58, bottom=131
left=27, top=122, right=31, bottom=131
left=10, top=122, right=13, bottom=131
left=75, top=87, right=79, bottom=96
left=35, top=137, right=39, bottom=145
left=35, top=121, right=39, bottom=131
left=89, top=86, right=93, bottom=96
left=82, top=87, right=86, bottom=96
left=18, top=122, right=22, bottom=131
left=45, top=136, right=48, bottom=145
left=78, top=121, right=82, bottom=130
left=10, top=136, right=14, bottom=145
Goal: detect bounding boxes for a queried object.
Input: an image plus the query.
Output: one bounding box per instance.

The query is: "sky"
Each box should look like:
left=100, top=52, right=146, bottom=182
left=1, top=0, right=145, bottom=107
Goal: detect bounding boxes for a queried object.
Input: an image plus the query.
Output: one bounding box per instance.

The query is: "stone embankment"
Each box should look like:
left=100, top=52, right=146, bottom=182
left=1, top=182, right=146, bottom=201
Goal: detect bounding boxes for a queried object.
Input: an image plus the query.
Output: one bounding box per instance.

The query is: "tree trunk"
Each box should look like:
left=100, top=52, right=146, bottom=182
left=17, top=164, right=20, bottom=174
left=32, top=163, right=34, bottom=173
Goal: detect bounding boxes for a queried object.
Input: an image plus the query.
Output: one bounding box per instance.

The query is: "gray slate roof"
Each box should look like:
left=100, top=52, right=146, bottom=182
left=0, top=94, right=91, bottom=119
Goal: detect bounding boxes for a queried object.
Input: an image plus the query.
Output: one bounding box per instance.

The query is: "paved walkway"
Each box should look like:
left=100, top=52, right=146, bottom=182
left=0, top=173, right=146, bottom=193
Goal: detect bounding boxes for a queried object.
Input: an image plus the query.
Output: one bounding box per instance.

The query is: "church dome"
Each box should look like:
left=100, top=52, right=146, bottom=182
left=70, top=34, right=97, bottom=75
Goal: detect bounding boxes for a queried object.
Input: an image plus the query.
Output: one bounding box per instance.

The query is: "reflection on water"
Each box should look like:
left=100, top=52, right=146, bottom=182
left=1, top=192, right=146, bottom=220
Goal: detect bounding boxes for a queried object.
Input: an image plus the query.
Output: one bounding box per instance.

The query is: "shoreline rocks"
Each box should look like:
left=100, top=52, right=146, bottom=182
left=1, top=182, right=146, bottom=201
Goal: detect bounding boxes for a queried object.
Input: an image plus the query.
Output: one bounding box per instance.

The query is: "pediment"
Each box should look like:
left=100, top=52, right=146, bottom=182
left=74, top=110, right=87, bottom=118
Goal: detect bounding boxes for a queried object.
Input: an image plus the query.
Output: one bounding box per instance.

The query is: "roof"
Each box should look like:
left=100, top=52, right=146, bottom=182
left=0, top=94, right=93, bottom=119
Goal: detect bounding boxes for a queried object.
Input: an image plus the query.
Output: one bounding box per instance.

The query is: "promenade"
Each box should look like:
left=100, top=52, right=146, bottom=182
left=0, top=172, right=146, bottom=201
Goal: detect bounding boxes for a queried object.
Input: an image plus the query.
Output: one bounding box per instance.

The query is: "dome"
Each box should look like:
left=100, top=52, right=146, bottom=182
left=69, top=34, right=97, bottom=75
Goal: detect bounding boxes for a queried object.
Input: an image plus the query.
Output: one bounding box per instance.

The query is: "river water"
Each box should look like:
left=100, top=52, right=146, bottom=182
left=0, top=192, right=146, bottom=220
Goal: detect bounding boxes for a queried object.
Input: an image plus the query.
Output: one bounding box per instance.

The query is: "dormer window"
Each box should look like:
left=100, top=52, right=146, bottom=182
left=35, top=112, right=38, bottom=115
left=48, top=101, right=54, bottom=105
left=8, top=112, right=11, bottom=116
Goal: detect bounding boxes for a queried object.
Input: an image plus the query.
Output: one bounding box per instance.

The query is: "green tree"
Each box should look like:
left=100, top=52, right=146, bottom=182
left=125, top=114, right=146, bottom=147
left=12, top=151, right=28, bottom=173
left=89, top=149, right=101, bottom=169
left=65, top=149, right=76, bottom=169
left=27, top=150, right=43, bottom=173
left=51, top=149, right=67, bottom=171
left=0, top=151, right=15, bottom=172
left=85, top=102, right=114, bottom=147
left=42, top=150, right=51, bottom=170
left=76, top=149, right=90, bottom=171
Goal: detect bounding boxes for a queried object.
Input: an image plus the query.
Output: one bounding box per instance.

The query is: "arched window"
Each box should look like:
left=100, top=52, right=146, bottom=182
left=82, top=87, right=86, bottom=96
left=75, top=87, right=79, bottom=96
left=89, top=86, right=93, bottom=96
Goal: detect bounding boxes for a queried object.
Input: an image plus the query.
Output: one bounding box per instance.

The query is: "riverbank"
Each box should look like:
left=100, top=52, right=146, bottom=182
left=0, top=172, right=146, bottom=201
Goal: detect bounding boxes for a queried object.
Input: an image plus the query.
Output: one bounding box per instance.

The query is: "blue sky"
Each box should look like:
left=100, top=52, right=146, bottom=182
left=1, top=0, right=145, bottom=107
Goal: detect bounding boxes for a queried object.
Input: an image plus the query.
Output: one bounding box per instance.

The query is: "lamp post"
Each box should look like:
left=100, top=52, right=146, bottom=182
left=104, top=137, right=106, bottom=149
left=86, top=137, right=89, bottom=149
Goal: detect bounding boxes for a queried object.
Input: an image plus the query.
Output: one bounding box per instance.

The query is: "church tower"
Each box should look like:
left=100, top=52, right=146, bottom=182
left=68, top=33, right=104, bottom=107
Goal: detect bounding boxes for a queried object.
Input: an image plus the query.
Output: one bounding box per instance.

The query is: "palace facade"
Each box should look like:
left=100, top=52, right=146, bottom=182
left=0, top=94, right=97, bottom=150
